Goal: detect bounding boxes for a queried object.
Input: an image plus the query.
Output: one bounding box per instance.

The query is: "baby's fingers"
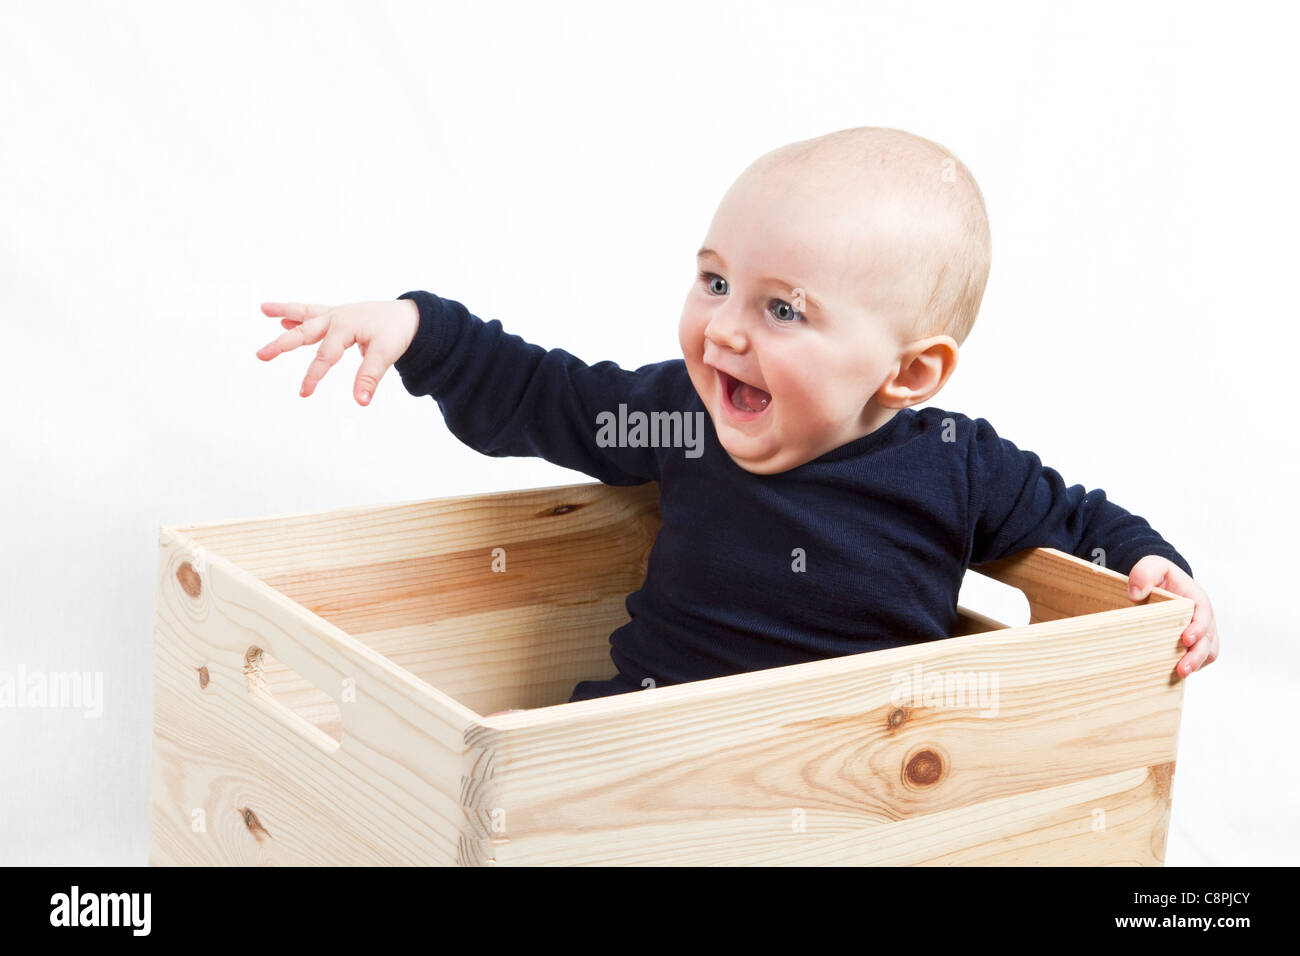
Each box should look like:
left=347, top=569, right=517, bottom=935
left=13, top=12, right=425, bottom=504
left=1175, top=587, right=1218, bottom=677
left=259, top=302, right=331, bottom=341
left=1180, top=587, right=1215, bottom=648
left=300, top=327, right=357, bottom=398
left=261, top=302, right=332, bottom=323
left=354, top=346, right=396, bottom=405
left=256, top=312, right=332, bottom=361
left=1177, top=621, right=1218, bottom=677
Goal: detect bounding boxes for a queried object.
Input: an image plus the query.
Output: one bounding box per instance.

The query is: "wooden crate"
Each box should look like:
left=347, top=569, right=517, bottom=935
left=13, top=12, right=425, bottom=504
left=150, top=480, right=1192, bottom=866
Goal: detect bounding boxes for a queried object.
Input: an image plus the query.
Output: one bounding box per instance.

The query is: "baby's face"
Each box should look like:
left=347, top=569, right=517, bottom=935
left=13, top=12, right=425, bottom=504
left=680, top=166, right=928, bottom=474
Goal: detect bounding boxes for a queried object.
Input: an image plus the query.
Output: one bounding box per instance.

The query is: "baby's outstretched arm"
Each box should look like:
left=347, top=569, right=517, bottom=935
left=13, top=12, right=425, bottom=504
left=388, top=291, right=673, bottom=485
left=256, top=292, right=672, bottom=486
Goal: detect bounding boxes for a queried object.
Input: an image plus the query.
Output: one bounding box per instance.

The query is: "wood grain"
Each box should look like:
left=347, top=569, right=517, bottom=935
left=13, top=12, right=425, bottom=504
left=150, top=480, right=1192, bottom=866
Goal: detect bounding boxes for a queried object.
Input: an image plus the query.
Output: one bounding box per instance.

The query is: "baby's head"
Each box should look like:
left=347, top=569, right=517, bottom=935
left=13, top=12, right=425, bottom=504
left=679, top=126, right=991, bottom=474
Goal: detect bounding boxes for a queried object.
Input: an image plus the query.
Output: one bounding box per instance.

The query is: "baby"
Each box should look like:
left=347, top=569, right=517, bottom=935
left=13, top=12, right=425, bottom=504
left=256, top=126, right=1219, bottom=702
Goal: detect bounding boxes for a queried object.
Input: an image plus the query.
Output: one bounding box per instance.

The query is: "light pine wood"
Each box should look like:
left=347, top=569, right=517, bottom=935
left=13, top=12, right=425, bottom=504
left=171, top=482, right=660, bottom=714
left=151, top=480, right=1192, bottom=866
left=151, top=528, right=477, bottom=865
left=973, top=546, right=1177, bottom=623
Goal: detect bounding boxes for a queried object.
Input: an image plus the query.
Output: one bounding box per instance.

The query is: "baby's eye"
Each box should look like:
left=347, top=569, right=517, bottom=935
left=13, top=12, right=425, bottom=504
left=769, top=298, right=805, bottom=323
left=699, top=271, right=728, bottom=296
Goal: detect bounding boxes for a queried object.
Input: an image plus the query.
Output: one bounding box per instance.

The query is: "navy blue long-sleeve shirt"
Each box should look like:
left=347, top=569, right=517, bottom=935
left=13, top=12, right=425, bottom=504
left=393, top=290, right=1193, bottom=702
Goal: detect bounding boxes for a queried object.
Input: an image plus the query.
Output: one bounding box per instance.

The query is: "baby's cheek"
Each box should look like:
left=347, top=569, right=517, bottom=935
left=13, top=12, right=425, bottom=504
left=783, top=373, right=834, bottom=410
left=677, top=313, right=704, bottom=354
left=778, top=385, right=835, bottom=433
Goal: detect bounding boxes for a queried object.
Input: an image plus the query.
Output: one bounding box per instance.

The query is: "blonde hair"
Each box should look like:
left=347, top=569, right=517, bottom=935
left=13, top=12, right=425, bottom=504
left=755, top=126, right=991, bottom=346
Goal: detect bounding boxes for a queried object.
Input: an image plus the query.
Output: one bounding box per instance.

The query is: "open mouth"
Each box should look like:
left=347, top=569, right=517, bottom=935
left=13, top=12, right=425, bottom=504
left=717, top=369, right=772, bottom=418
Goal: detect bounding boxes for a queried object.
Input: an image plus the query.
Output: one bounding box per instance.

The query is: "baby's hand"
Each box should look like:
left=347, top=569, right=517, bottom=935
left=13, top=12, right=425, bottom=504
left=255, top=299, right=419, bottom=405
left=1126, top=555, right=1219, bottom=678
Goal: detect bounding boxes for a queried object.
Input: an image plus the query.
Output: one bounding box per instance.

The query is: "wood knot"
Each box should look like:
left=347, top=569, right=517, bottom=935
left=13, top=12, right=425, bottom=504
left=887, top=706, right=910, bottom=729
left=176, top=561, right=201, bottom=598
left=238, top=806, right=271, bottom=842
left=537, top=502, right=585, bottom=517
left=197, top=665, right=209, bottom=689
left=903, top=747, right=945, bottom=788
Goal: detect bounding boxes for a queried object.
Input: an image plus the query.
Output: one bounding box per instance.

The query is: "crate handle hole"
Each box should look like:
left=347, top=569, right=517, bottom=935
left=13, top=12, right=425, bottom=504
left=242, top=646, right=342, bottom=753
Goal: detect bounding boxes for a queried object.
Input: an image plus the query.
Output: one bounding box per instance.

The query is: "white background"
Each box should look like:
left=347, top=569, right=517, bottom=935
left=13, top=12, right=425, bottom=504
left=1, top=0, right=1296, bottom=865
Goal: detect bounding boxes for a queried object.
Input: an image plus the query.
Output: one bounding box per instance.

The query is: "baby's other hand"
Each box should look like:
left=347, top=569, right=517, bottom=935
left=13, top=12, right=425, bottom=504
left=255, top=299, right=420, bottom=405
left=1126, top=555, right=1219, bottom=679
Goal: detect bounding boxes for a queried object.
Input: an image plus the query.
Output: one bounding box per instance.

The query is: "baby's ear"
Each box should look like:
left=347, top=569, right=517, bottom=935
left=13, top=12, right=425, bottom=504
left=877, top=336, right=959, bottom=408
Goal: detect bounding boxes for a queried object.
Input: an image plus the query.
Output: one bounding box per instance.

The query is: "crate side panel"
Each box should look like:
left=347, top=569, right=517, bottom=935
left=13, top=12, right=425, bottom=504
left=349, top=600, right=629, bottom=715
left=173, top=481, right=660, bottom=582
left=916, top=761, right=1176, bottom=866
left=471, top=601, right=1189, bottom=866
left=485, top=763, right=1171, bottom=866
left=975, top=547, right=1181, bottom=623
left=173, top=482, right=660, bottom=714
left=149, top=531, right=476, bottom=866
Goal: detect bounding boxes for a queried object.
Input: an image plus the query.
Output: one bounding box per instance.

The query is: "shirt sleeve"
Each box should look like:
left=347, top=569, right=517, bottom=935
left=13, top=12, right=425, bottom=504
left=391, top=290, right=669, bottom=485
left=965, top=416, right=1193, bottom=577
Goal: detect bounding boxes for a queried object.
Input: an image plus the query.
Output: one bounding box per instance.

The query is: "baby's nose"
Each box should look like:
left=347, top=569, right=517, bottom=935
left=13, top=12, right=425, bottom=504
left=704, top=307, right=749, bottom=351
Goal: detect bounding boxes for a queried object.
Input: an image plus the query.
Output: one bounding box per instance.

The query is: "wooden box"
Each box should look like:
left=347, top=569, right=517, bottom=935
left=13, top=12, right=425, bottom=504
left=150, top=480, right=1192, bottom=866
